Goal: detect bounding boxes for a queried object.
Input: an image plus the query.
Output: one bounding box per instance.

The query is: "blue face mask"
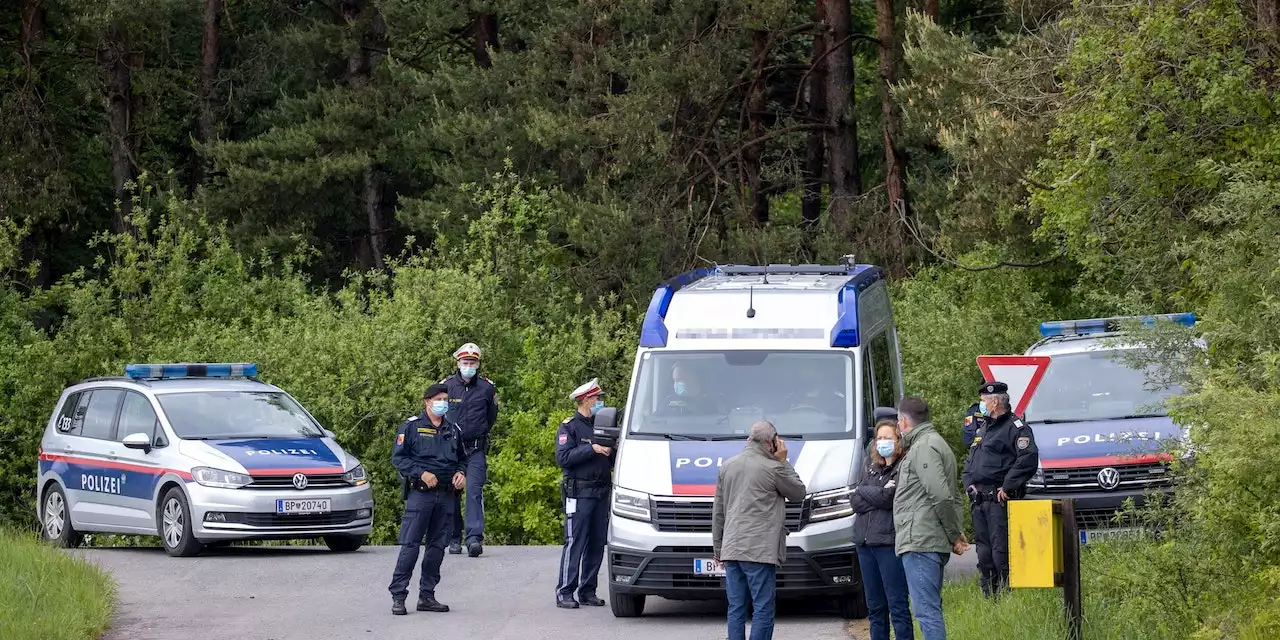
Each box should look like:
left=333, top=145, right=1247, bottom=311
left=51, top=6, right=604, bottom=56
left=590, top=400, right=604, bottom=416
left=875, top=439, right=896, bottom=459
left=978, top=401, right=989, bottom=416
left=459, top=366, right=477, bottom=379
left=674, top=381, right=687, bottom=396
left=431, top=400, right=449, bottom=416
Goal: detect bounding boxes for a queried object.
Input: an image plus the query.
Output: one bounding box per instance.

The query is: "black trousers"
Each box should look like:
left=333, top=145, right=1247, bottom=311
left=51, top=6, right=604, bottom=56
left=555, top=495, right=608, bottom=599
left=388, top=487, right=454, bottom=601
left=971, top=497, right=1010, bottom=597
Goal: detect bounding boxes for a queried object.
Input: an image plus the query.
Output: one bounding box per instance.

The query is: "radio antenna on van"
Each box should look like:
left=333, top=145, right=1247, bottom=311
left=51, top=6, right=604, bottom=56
left=746, top=285, right=756, bottom=319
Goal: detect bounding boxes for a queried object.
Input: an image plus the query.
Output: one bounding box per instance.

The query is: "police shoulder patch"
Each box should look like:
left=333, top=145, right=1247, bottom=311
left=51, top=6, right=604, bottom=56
left=1017, top=436, right=1031, bottom=450
left=396, top=433, right=405, bottom=446
left=964, top=416, right=973, bottom=425
left=558, top=432, right=568, bottom=445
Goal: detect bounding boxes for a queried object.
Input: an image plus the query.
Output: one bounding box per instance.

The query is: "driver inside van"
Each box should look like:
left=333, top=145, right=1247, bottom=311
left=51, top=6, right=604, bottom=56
left=660, top=362, right=727, bottom=415
left=782, top=365, right=847, bottom=417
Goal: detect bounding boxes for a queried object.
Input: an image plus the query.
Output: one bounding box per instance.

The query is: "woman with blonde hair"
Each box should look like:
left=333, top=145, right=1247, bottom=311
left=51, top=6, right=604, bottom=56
left=850, top=409, right=914, bottom=640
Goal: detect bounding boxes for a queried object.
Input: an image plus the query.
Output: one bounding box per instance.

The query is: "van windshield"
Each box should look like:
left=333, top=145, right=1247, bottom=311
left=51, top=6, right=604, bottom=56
left=156, top=391, right=325, bottom=439
left=1023, top=349, right=1186, bottom=423
left=627, top=350, right=854, bottom=439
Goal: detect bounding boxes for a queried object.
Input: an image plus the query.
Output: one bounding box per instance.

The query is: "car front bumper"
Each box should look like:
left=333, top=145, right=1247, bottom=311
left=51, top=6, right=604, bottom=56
left=185, top=482, right=375, bottom=541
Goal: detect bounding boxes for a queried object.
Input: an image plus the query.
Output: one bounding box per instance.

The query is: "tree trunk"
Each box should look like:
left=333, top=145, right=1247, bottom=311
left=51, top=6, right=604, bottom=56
left=802, top=1, right=828, bottom=228
left=192, top=0, right=223, bottom=192
left=20, top=0, right=46, bottom=83
left=471, top=13, right=499, bottom=69
left=744, top=30, right=770, bottom=225
left=877, top=0, right=910, bottom=240
left=101, top=22, right=136, bottom=234
left=340, top=0, right=390, bottom=270
left=823, top=0, right=862, bottom=221
left=924, top=0, right=940, bottom=22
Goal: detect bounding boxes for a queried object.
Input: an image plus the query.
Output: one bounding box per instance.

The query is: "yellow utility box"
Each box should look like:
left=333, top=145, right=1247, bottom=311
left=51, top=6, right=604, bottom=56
left=1008, top=499, right=1063, bottom=588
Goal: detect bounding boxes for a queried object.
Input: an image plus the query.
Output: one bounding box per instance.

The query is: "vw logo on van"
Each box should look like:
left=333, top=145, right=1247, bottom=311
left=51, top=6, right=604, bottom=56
left=292, top=473, right=308, bottom=490
left=1096, top=467, right=1121, bottom=491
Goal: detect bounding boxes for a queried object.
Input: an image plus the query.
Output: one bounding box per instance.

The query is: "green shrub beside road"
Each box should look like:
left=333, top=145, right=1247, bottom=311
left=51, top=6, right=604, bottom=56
left=0, top=530, right=115, bottom=640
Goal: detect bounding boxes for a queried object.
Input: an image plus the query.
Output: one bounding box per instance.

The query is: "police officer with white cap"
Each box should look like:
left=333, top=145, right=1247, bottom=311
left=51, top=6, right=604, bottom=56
left=554, top=378, right=616, bottom=609
left=440, top=342, right=499, bottom=557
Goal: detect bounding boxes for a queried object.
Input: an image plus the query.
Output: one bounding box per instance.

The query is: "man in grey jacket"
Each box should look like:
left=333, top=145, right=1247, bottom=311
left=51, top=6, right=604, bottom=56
left=893, top=397, right=969, bottom=640
left=712, top=421, right=807, bottom=640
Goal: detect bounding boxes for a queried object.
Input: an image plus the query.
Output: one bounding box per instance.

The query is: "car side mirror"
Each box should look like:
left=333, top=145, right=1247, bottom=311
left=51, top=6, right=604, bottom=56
left=122, top=432, right=152, bottom=452
left=322, top=429, right=336, bottom=439
left=593, top=407, right=621, bottom=447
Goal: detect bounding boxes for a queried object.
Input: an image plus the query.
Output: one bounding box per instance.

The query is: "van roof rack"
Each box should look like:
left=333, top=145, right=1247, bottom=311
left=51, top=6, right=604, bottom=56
left=715, top=264, right=858, bottom=277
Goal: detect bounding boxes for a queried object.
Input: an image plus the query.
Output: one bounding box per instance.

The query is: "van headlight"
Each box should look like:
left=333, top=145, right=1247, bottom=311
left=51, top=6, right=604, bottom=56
left=611, top=487, right=652, bottom=522
left=1029, top=468, right=1046, bottom=488
left=192, top=467, right=253, bottom=489
left=808, top=487, right=854, bottom=523
left=343, top=463, right=368, bottom=486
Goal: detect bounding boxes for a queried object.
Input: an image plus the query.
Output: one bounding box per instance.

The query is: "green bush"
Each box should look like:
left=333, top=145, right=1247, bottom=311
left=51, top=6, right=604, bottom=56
left=0, top=529, right=116, bottom=640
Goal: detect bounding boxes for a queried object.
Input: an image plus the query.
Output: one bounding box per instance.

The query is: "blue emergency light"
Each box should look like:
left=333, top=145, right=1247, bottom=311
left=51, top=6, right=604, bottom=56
left=124, top=362, right=258, bottom=380
left=1038, top=313, right=1196, bottom=338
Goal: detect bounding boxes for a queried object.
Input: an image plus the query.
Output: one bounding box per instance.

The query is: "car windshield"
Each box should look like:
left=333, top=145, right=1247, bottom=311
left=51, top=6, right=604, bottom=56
left=627, top=350, right=854, bottom=439
left=1023, top=349, right=1186, bottom=423
left=156, top=391, right=325, bottom=439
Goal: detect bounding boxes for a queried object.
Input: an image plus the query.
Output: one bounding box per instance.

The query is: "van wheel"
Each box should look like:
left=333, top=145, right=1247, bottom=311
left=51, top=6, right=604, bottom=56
left=324, top=535, right=366, bottom=552
left=158, top=488, right=203, bottom=557
left=42, top=485, right=83, bottom=548
left=609, top=589, right=645, bottom=617
left=837, top=591, right=869, bottom=619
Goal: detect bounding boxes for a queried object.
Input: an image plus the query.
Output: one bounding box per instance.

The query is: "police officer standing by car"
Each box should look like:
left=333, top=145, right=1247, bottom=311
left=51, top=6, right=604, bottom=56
left=962, top=396, right=989, bottom=451
left=441, top=342, right=499, bottom=557
left=962, top=381, right=1039, bottom=599
left=388, top=383, right=467, bottom=616
left=554, top=378, right=616, bottom=609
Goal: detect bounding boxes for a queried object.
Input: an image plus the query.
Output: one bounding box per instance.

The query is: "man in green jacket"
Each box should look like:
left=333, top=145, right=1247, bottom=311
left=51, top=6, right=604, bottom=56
left=892, top=396, right=969, bottom=640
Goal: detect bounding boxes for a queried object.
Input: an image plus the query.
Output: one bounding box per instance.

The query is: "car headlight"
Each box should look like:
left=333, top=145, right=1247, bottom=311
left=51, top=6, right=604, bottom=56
left=343, top=464, right=368, bottom=486
left=191, top=467, right=252, bottom=489
left=808, top=486, right=854, bottom=523
left=611, top=487, right=651, bottom=522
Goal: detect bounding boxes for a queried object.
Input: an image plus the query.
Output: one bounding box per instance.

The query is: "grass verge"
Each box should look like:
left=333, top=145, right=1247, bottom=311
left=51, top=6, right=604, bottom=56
left=0, top=529, right=116, bottom=640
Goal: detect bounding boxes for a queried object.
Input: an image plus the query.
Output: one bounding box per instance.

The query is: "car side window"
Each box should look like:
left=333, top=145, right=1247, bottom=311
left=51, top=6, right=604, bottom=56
left=117, top=392, right=159, bottom=444
left=80, top=389, right=124, bottom=440
left=54, top=391, right=86, bottom=435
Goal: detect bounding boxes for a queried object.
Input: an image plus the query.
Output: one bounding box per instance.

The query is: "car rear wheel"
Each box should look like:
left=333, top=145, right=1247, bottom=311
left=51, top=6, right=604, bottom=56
left=323, top=535, right=366, bottom=552
left=42, top=485, right=84, bottom=548
left=608, top=587, right=645, bottom=617
left=158, top=488, right=204, bottom=557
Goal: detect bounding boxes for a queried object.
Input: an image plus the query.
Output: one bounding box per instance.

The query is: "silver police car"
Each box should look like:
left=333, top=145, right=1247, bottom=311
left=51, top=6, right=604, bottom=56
left=35, top=363, right=374, bottom=557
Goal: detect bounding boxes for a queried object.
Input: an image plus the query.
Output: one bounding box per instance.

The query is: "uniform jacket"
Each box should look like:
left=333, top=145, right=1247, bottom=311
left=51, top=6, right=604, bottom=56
left=442, top=371, right=499, bottom=443
left=893, top=422, right=964, bottom=555
left=555, top=411, right=616, bottom=499
left=850, top=448, right=901, bottom=548
left=963, top=411, right=1039, bottom=495
left=711, top=441, right=807, bottom=566
left=962, top=403, right=988, bottom=450
left=392, top=411, right=466, bottom=486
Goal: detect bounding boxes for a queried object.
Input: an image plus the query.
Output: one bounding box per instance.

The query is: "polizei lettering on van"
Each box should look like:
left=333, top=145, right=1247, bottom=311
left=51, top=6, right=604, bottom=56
left=81, top=474, right=122, bottom=494
left=1055, top=432, right=1162, bottom=447
left=245, top=448, right=320, bottom=456
left=674, top=457, right=727, bottom=469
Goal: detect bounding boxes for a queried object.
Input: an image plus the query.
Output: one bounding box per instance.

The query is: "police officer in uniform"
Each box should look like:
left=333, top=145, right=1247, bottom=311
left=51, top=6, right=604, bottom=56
left=962, top=381, right=1039, bottom=599
left=388, top=383, right=467, bottom=615
left=554, top=378, right=616, bottom=609
left=441, top=342, right=499, bottom=557
left=962, top=399, right=989, bottom=451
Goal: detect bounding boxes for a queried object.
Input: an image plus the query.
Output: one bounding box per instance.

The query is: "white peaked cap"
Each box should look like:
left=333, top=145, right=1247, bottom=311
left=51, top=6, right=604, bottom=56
left=569, top=378, right=604, bottom=400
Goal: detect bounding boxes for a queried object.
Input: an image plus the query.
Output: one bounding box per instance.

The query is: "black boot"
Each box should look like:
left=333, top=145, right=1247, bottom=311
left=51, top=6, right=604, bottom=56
left=448, top=542, right=463, bottom=555
left=556, top=594, right=579, bottom=609
left=468, top=542, right=483, bottom=557
left=578, top=594, right=606, bottom=607
left=391, top=599, right=407, bottom=616
left=417, top=596, right=450, bottom=612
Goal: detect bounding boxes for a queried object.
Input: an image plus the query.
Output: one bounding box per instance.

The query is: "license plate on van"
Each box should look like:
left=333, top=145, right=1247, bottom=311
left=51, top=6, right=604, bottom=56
left=694, top=558, right=725, bottom=576
left=276, top=498, right=331, bottom=515
left=1079, top=527, right=1143, bottom=545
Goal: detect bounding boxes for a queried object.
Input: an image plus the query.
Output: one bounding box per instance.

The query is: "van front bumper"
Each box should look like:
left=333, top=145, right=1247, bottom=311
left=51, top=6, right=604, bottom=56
left=607, top=544, right=859, bottom=600
left=1024, top=485, right=1174, bottom=529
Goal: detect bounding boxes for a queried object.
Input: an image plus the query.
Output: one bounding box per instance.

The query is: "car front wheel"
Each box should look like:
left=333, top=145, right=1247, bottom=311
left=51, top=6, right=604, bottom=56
left=158, top=488, right=204, bottom=557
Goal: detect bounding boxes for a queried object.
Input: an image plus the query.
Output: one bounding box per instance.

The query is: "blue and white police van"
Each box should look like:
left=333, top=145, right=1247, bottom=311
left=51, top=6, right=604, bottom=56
left=35, top=363, right=374, bottom=557
left=1020, top=314, right=1195, bottom=544
left=605, top=259, right=902, bottom=618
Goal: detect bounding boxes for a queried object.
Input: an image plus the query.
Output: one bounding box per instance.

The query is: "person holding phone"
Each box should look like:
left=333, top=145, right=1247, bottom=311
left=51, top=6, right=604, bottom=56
left=712, top=421, right=807, bottom=640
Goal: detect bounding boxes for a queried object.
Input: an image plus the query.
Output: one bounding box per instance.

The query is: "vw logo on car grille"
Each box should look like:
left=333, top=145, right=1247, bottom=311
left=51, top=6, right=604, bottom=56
left=292, top=473, right=308, bottom=490
left=1097, top=467, right=1121, bottom=491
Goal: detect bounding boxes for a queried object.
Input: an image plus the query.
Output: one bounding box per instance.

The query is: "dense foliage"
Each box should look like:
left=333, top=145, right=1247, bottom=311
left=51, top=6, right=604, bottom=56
left=3, top=0, right=1280, bottom=634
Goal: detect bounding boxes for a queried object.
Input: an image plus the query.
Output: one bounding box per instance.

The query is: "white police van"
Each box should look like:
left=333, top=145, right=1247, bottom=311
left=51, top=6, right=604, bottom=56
left=605, top=260, right=903, bottom=618
left=1020, top=314, right=1195, bottom=544
left=35, top=363, right=374, bottom=557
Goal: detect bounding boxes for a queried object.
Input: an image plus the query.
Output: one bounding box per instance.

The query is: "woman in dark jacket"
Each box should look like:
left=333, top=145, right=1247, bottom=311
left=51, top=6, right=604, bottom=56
left=851, top=417, right=914, bottom=640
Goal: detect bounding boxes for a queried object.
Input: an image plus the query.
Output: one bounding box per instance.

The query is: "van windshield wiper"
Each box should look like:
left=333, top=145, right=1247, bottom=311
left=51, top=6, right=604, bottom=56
left=658, top=433, right=705, bottom=441
left=708, top=434, right=748, bottom=441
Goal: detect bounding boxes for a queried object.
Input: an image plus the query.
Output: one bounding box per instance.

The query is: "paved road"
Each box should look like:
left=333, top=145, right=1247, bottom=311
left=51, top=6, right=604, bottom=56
left=79, top=545, right=976, bottom=640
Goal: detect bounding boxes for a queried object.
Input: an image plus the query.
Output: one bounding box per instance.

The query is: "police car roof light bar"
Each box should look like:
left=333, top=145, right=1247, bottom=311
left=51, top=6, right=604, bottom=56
left=1038, top=312, right=1196, bottom=338
left=124, top=362, right=259, bottom=380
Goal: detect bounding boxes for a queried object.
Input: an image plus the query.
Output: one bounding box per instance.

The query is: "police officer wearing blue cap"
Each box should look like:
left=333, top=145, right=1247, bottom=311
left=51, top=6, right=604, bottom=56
left=388, top=383, right=467, bottom=615
left=555, top=378, right=616, bottom=609
left=961, top=381, right=1039, bottom=599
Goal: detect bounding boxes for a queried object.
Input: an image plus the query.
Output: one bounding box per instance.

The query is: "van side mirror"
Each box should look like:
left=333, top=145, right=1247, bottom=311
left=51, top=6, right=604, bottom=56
left=592, top=407, right=621, bottom=447
left=122, top=432, right=152, bottom=453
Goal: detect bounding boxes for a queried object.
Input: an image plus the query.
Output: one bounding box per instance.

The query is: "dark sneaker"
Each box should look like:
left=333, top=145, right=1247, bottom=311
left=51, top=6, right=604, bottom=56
left=578, top=594, right=606, bottom=607
left=556, top=595, right=579, bottom=609
left=417, top=597, right=450, bottom=613
left=448, top=542, right=463, bottom=555
left=391, top=599, right=407, bottom=616
left=467, top=542, right=483, bottom=557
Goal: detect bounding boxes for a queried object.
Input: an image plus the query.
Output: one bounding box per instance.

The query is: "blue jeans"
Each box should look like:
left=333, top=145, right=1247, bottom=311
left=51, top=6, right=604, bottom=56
left=857, top=545, right=914, bottom=640
left=901, top=551, right=949, bottom=640
left=450, top=449, right=487, bottom=545
left=725, top=560, right=777, bottom=640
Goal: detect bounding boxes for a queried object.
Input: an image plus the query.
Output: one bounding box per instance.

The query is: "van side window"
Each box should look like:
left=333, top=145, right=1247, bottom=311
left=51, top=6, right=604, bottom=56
left=869, top=332, right=895, bottom=409
left=54, top=392, right=86, bottom=435
left=80, top=390, right=124, bottom=440
left=117, top=392, right=159, bottom=444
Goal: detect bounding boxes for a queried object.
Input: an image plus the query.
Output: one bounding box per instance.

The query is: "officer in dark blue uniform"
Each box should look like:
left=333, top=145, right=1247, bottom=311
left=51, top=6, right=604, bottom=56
left=962, top=381, right=1039, bottom=599
left=554, top=378, right=616, bottom=609
left=441, top=342, right=499, bottom=558
left=962, top=399, right=989, bottom=451
left=388, top=383, right=467, bottom=615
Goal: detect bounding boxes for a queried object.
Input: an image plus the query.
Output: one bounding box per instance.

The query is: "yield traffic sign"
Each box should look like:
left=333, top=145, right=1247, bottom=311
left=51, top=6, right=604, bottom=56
left=976, top=355, right=1051, bottom=417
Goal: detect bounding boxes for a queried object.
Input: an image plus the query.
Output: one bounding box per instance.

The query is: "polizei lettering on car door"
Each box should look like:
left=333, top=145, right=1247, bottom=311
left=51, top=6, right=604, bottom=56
left=81, top=473, right=123, bottom=494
